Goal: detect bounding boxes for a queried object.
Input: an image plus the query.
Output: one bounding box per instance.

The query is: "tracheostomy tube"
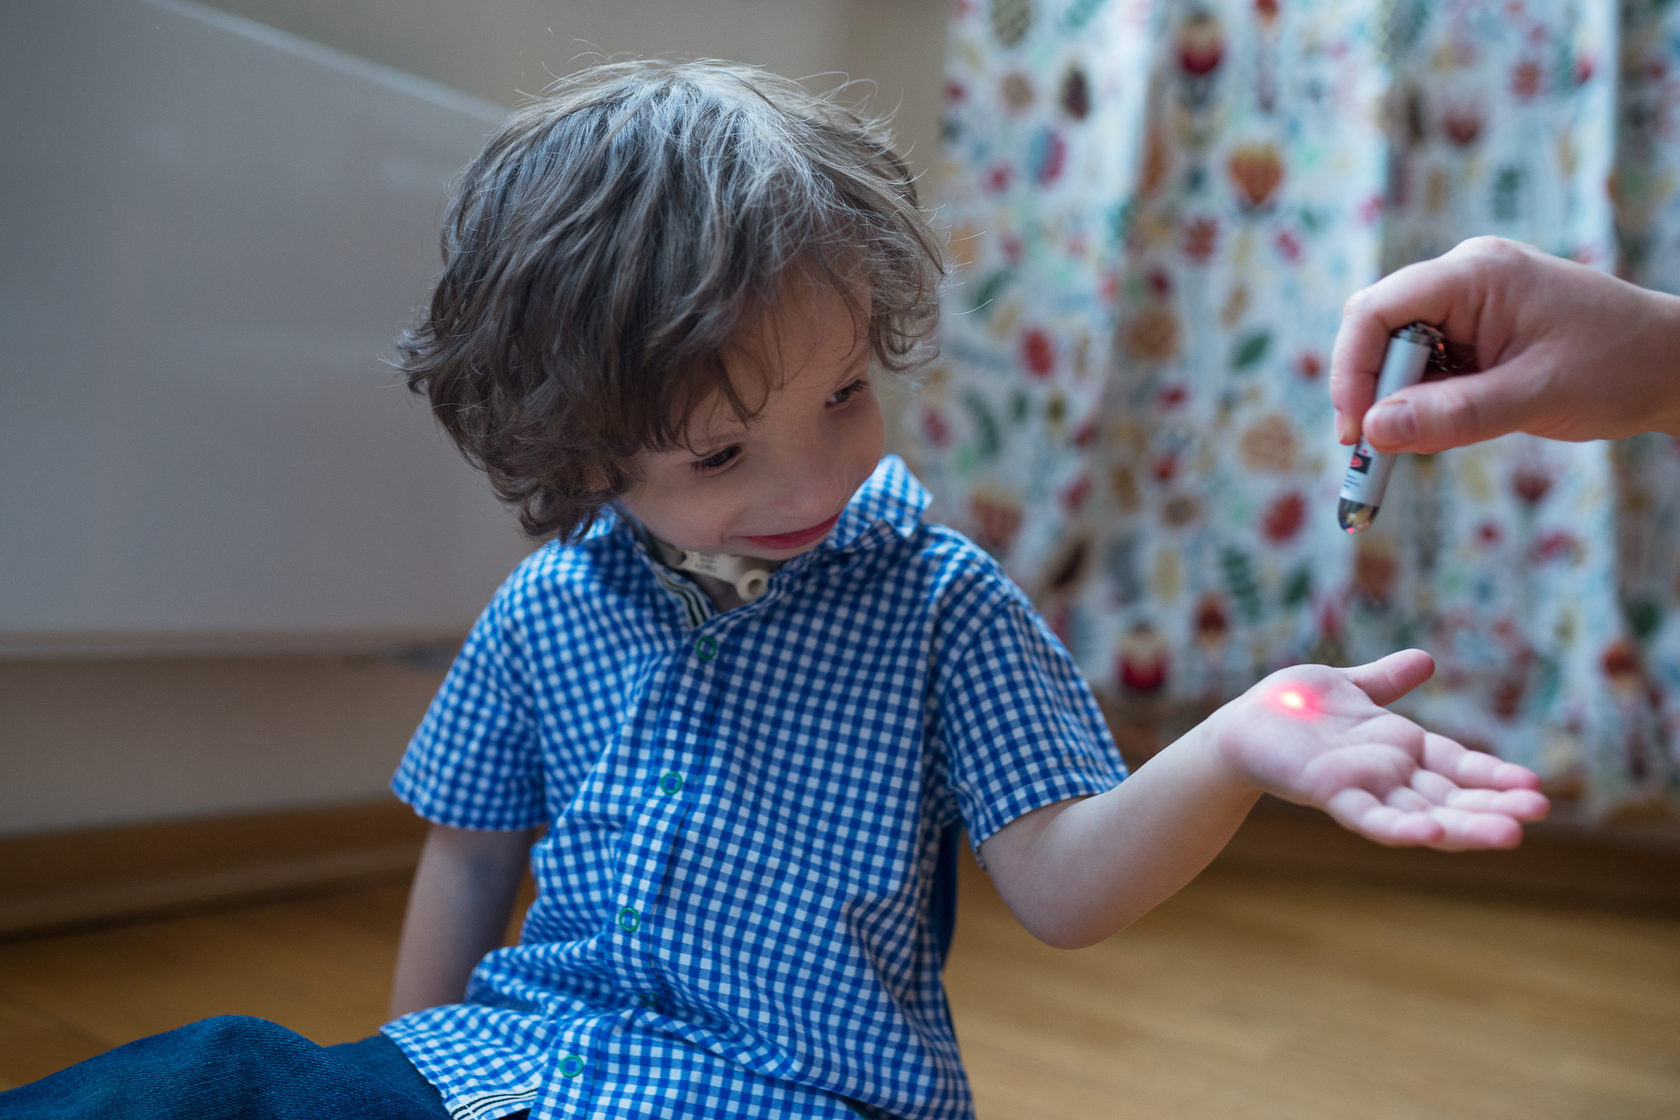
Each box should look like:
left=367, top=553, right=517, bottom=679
left=1337, top=323, right=1442, bottom=534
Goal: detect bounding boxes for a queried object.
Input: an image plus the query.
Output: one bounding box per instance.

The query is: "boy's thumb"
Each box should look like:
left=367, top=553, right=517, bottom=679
left=1343, top=648, right=1434, bottom=706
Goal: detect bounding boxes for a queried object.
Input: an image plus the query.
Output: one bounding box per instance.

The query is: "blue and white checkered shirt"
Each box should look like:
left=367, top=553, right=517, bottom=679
left=383, top=456, right=1127, bottom=1120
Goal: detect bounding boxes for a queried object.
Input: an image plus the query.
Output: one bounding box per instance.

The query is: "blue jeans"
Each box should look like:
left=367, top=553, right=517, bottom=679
left=0, top=1016, right=462, bottom=1120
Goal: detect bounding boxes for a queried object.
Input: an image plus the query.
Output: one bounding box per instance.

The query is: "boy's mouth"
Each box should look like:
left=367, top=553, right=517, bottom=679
left=741, top=513, right=841, bottom=552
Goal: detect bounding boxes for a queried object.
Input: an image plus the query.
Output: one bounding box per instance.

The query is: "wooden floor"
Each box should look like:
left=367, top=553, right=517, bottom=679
left=1, top=859, right=1677, bottom=1119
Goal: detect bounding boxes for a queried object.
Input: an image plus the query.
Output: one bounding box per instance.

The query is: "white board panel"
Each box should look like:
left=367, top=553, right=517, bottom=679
left=0, top=0, right=534, bottom=655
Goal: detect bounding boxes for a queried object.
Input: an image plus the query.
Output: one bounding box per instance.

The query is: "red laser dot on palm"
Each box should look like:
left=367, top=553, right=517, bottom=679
left=1271, top=685, right=1319, bottom=717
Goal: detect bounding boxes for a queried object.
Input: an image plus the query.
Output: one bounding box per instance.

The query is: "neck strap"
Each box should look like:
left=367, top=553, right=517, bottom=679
left=649, top=538, right=773, bottom=602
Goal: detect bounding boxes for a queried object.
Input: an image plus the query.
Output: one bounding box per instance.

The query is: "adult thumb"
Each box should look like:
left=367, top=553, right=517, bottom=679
left=1361, top=364, right=1542, bottom=454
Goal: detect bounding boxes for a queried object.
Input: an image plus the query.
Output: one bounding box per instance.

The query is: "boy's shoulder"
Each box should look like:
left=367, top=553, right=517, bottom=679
left=481, top=515, right=643, bottom=616
left=897, top=518, right=1040, bottom=618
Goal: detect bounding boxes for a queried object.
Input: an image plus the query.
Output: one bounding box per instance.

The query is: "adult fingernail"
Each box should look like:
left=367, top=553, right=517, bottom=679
left=1366, top=397, right=1417, bottom=447
left=1335, top=412, right=1354, bottom=444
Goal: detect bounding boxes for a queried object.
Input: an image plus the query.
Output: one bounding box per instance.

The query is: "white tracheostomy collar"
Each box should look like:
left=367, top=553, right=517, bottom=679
left=647, top=537, right=774, bottom=602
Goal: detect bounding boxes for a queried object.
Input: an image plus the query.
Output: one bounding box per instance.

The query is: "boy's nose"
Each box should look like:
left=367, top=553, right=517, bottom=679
left=775, top=456, right=853, bottom=524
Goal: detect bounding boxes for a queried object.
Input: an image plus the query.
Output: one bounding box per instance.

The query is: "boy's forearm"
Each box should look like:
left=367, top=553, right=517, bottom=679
left=983, top=650, right=1552, bottom=948
left=387, top=822, right=535, bottom=1020
left=980, top=724, right=1259, bottom=950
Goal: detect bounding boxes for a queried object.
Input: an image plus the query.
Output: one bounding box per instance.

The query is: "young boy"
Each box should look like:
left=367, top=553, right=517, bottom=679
left=0, top=59, right=1548, bottom=1120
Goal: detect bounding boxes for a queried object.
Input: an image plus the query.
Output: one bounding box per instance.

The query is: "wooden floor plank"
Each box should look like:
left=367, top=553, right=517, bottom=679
left=943, top=860, right=1680, bottom=1120
left=0, top=998, right=107, bottom=1095
left=1, top=854, right=1676, bottom=1116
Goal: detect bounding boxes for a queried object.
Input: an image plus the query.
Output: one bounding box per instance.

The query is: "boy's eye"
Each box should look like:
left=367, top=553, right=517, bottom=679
left=690, top=445, right=740, bottom=472
left=828, top=378, right=870, bottom=406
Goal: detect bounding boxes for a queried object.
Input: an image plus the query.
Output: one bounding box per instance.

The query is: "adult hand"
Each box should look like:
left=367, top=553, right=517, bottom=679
left=1330, top=237, right=1680, bottom=454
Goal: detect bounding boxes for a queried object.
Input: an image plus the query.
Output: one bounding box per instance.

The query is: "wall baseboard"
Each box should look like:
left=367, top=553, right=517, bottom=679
left=1219, top=800, right=1680, bottom=914
left=1, top=795, right=1674, bottom=941
left=0, top=801, right=427, bottom=939
left=1103, top=706, right=1680, bottom=913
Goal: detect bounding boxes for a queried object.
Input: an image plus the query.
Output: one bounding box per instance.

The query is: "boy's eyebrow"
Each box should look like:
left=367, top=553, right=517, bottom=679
left=682, top=401, right=753, bottom=451
left=683, top=333, right=872, bottom=451
left=688, top=420, right=748, bottom=450
left=826, top=356, right=867, bottom=390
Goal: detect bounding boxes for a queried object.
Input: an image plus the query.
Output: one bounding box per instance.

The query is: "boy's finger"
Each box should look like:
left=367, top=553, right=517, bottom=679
left=1324, top=790, right=1442, bottom=847
left=1407, top=769, right=1458, bottom=803
left=1335, top=796, right=1527, bottom=851
left=1427, top=784, right=1552, bottom=817
left=1405, top=769, right=1548, bottom=820
left=1341, top=649, right=1434, bottom=706
left=1420, top=807, right=1525, bottom=851
left=1421, top=735, right=1544, bottom=790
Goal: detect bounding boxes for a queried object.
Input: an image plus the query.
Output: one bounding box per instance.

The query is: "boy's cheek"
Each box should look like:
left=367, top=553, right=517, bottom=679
left=627, top=495, right=736, bottom=554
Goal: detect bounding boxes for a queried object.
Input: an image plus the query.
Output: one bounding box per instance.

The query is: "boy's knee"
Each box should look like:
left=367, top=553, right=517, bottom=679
left=0, top=1016, right=311, bottom=1119
left=117, top=1015, right=320, bottom=1091
left=181, top=1015, right=319, bottom=1072
left=177, top=1014, right=298, bottom=1051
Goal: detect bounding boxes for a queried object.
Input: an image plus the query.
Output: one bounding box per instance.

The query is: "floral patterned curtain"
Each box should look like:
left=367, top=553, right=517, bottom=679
left=910, top=0, right=1680, bottom=822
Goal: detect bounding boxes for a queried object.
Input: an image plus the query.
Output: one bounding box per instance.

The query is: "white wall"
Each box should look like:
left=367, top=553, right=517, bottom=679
left=0, top=655, right=450, bottom=835
left=0, top=0, right=951, bottom=836
left=193, top=0, right=950, bottom=178
left=2, top=0, right=532, bottom=656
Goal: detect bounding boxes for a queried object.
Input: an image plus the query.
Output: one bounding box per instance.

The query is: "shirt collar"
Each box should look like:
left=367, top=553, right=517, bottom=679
left=816, top=453, right=928, bottom=554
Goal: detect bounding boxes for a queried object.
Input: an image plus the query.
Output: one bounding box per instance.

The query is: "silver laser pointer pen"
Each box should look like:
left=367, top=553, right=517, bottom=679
left=1337, top=322, right=1443, bottom=534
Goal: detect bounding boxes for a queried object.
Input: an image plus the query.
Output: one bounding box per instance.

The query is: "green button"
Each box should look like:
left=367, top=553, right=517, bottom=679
left=618, top=906, right=641, bottom=932
left=559, top=1054, right=585, bottom=1078
left=694, top=635, right=718, bottom=661
left=659, top=771, right=684, bottom=795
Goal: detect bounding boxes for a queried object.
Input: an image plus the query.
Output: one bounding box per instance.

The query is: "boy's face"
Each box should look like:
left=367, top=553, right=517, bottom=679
left=620, top=280, right=884, bottom=562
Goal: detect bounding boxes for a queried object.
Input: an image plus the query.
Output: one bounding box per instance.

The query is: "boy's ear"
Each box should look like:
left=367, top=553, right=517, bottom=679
left=581, top=463, right=624, bottom=496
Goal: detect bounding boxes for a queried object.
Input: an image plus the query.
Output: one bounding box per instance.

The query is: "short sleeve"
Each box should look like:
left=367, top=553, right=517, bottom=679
left=932, top=583, right=1128, bottom=855
left=391, top=588, right=548, bottom=831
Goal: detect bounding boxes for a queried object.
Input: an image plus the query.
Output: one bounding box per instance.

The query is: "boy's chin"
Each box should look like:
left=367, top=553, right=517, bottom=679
left=737, top=541, right=818, bottom=563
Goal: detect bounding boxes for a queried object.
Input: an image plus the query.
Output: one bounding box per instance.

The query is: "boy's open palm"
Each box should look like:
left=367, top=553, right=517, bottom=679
left=1214, top=649, right=1550, bottom=851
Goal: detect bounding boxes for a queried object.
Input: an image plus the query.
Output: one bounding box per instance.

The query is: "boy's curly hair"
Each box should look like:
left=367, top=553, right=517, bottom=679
left=396, top=59, right=944, bottom=542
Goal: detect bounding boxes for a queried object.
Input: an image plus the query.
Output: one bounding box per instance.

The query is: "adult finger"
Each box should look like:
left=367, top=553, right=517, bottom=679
left=1330, top=254, right=1483, bottom=443
left=1330, top=292, right=1396, bottom=442
left=1331, top=236, right=1542, bottom=444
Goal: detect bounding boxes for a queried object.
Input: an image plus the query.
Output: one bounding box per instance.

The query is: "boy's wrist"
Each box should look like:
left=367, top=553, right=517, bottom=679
left=1645, top=289, right=1680, bottom=439
left=1187, top=703, right=1269, bottom=807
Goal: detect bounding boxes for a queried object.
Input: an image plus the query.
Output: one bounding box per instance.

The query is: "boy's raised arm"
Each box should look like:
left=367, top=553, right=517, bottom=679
left=978, top=649, right=1550, bottom=950
left=388, top=822, right=538, bottom=1019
